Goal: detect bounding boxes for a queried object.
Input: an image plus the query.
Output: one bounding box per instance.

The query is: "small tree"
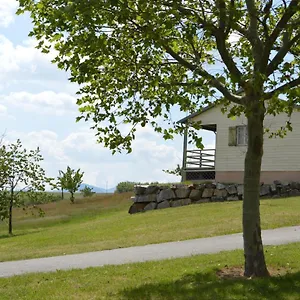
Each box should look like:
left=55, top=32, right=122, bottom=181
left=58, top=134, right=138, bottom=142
left=80, top=186, right=95, bottom=198
left=59, top=166, right=84, bottom=203
left=116, top=181, right=136, bottom=193
left=0, top=139, right=50, bottom=235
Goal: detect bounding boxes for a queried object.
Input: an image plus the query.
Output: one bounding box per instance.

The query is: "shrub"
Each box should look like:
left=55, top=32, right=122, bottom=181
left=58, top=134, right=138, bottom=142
left=115, top=181, right=135, bottom=193
left=80, top=186, right=96, bottom=197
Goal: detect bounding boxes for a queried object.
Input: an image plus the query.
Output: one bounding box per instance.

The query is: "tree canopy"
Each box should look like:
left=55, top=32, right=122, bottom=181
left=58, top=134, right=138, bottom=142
left=0, top=139, right=50, bottom=234
left=58, top=166, right=84, bottom=203
left=17, top=1, right=300, bottom=152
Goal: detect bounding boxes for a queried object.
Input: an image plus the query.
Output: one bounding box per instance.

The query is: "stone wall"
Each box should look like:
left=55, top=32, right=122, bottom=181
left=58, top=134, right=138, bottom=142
left=128, top=181, right=300, bottom=214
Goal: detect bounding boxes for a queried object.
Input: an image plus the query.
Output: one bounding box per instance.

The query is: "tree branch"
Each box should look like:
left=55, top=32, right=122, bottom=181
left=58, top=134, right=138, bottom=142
left=214, top=0, right=245, bottom=86
left=217, top=0, right=227, bottom=31
left=186, top=37, right=203, bottom=64
left=161, top=42, right=242, bottom=104
left=142, top=1, right=245, bottom=97
left=271, top=45, right=300, bottom=58
left=160, top=82, right=203, bottom=87
left=261, top=0, right=299, bottom=71
left=245, top=0, right=263, bottom=68
left=267, top=0, right=299, bottom=45
left=266, top=32, right=300, bottom=76
left=225, top=0, right=235, bottom=36
left=176, top=0, right=246, bottom=87
left=161, top=42, right=196, bottom=71
left=209, top=77, right=243, bottom=104
left=122, top=2, right=244, bottom=104
left=214, top=29, right=245, bottom=86
left=15, top=185, right=31, bottom=197
left=258, top=0, right=273, bottom=39
left=172, top=2, right=214, bottom=31
left=233, top=23, right=251, bottom=40
left=264, top=77, right=300, bottom=99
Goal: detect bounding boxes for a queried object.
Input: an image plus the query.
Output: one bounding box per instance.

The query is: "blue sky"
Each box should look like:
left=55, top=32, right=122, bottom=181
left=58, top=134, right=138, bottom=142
left=0, top=1, right=214, bottom=188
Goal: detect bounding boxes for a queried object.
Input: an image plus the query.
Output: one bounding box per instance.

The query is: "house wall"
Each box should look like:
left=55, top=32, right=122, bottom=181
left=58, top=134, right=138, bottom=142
left=216, top=171, right=300, bottom=184
left=190, top=106, right=300, bottom=182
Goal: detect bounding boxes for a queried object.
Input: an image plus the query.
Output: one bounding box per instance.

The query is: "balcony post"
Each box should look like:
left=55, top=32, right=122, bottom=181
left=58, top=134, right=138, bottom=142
left=181, top=124, right=188, bottom=182
left=199, top=150, right=202, bottom=168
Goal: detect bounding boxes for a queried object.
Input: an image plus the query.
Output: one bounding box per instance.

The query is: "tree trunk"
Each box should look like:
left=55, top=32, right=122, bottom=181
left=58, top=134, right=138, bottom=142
left=70, top=192, right=74, bottom=203
left=243, top=103, right=270, bottom=278
left=61, top=187, right=64, bottom=200
left=8, top=189, right=13, bottom=235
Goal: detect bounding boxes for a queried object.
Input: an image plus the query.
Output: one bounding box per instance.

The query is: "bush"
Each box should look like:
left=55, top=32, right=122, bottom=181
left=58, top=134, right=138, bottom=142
left=22, top=192, right=62, bottom=205
left=80, top=186, right=96, bottom=197
left=115, top=181, right=136, bottom=193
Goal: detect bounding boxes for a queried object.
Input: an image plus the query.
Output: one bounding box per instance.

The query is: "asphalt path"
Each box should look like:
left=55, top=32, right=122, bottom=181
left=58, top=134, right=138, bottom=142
left=0, top=225, right=299, bottom=278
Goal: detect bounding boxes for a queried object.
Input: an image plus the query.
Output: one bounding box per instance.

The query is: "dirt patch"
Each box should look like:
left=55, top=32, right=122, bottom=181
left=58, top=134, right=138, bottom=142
left=216, top=265, right=290, bottom=280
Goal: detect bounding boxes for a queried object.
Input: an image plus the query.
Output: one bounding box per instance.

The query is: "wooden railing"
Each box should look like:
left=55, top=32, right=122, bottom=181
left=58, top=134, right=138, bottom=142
left=185, top=149, right=216, bottom=170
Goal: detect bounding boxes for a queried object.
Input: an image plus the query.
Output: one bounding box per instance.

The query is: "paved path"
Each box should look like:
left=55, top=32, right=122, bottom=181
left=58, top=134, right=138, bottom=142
left=0, top=226, right=299, bottom=278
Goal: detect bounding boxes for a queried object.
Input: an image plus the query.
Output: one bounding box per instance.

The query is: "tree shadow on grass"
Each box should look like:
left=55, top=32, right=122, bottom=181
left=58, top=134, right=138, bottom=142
left=0, top=231, right=41, bottom=240
left=119, top=269, right=300, bottom=300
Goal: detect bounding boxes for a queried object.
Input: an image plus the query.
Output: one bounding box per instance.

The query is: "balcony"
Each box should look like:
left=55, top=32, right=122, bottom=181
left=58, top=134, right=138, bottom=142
left=183, top=149, right=216, bottom=181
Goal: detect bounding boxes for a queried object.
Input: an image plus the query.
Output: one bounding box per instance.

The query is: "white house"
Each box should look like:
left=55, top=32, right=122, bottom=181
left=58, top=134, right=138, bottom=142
left=179, top=104, right=300, bottom=184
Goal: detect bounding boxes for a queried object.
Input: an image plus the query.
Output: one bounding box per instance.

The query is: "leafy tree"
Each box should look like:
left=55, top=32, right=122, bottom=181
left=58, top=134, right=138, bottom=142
left=59, top=166, right=84, bottom=203
left=80, top=186, right=96, bottom=198
left=0, top=139, right=50, bottom=235
left=116, top=181, right=136, bottom=193
left=18, top=0, right=300, bottom=277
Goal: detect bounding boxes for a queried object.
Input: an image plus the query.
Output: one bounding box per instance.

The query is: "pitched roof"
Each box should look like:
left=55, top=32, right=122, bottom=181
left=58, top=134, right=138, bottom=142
left=178, top=102, right=300, bottom=124
left=178, top=88, right=244, bottom=124
left=177, top=104, right=215, bottom=124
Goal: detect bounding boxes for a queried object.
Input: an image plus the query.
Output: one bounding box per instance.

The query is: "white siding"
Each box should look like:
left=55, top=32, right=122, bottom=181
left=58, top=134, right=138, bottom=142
left=191, top=106, right=300, bottom=172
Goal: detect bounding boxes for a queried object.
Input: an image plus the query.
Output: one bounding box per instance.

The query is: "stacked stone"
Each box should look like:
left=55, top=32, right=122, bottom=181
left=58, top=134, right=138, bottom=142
left=128, top=181, right=300, bottom=214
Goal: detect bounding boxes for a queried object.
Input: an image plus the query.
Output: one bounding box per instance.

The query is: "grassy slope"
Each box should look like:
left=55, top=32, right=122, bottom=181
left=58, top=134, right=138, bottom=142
left=0, top=194, right=300, bottom=262
left=0, top=243, right=300, bottom=300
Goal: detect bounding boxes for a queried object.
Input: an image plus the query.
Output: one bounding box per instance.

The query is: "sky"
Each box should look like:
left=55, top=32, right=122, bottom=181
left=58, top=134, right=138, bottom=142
left=0, top=1, right=215, bottom=188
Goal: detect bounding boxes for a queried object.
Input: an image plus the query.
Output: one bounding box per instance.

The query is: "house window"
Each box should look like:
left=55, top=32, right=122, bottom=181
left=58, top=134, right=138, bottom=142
left=236, top=126, right=248, bottom=146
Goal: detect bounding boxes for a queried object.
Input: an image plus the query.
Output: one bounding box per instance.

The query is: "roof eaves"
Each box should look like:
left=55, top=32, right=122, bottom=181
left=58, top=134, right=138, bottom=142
left=177, top=105, right=215, bottom=123
left=177, top=104, right=215, bottom=123
left=177, top=88, right=243, bottom=124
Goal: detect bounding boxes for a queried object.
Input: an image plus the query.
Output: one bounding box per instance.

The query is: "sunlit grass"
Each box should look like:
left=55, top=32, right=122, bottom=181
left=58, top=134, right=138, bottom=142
left=0, top=194, right=299, bottom=262
left=1, top=243, right=300, bottom=299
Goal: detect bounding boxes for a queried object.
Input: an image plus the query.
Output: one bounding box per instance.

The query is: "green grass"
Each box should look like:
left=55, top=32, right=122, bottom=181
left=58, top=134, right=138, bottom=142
left=0, top=195, right=300, bottom=262
left=1, top=243, right=300, bottom=299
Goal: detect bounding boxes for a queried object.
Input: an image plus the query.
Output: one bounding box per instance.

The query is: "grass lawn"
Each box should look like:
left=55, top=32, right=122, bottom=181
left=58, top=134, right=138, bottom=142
left=0, top=194, right=299, bottom=262
left=0, top=243, right=300, bottom=299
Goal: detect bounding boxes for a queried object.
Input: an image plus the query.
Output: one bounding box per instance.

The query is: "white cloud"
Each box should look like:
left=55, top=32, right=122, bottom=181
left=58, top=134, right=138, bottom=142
left=0, top=34, right=77, bottom=96
left=0, top=0, right=17, bottom=28
left=8, top=130, right=69, bottom=162
left=0, top=104, right=7, bottom=115
left=5, top=126, right=183, bottom=188
left=0, top=91, right=77, bottom=115
left=0, top=35, right=56, bottom=74
left=62, top=130, right=102, bottom=152
left=28, top=130, right=69, bottom=161
left=0, top=103, right=15, bottom=120
left=0, top=35, right=19, bottom=73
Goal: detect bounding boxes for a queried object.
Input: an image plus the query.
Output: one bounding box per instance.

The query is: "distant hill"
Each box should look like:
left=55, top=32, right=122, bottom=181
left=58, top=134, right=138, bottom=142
left=79, top=183, right=116, bottom=194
